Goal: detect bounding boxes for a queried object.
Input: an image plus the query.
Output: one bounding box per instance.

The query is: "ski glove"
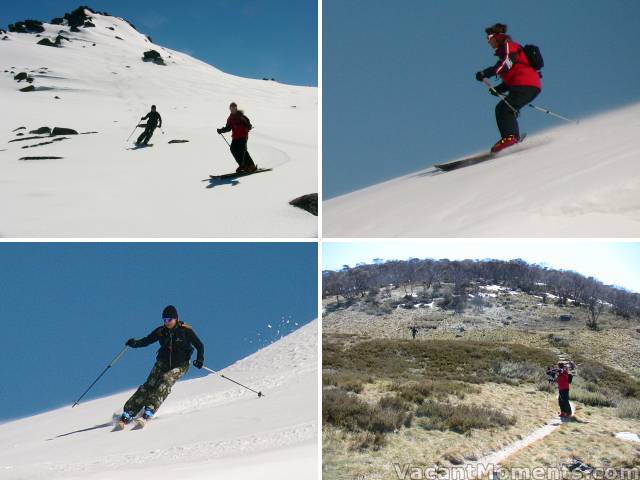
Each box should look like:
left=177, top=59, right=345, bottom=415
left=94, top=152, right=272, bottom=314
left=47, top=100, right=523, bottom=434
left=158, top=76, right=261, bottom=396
left=475, top=71, right=485, bottom=82
left=193, top=359, right=203, bottom=369
left=126, top=338, right=137, bottom=347
left=216, top=128, right=223, bottom=134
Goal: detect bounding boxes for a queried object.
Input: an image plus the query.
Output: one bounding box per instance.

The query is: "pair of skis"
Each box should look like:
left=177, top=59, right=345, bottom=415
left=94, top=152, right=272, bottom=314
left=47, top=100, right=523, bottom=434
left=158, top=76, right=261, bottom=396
left=113, top=416, right=149, bottom=431
left=434, top=134, right=527, bottom=172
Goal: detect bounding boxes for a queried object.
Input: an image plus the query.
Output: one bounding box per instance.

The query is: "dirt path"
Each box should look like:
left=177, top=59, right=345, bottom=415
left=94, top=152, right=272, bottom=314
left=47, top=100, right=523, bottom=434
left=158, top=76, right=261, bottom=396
left=441, top=405, right=573, bottom=480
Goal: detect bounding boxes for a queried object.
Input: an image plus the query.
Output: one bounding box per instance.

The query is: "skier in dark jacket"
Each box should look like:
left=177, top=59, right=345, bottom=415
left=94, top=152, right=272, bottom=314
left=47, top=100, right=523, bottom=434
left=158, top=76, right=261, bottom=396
left=475, top=23, right=542, bottom=153
left=217, top=102, right=257, bottom=173
left=117, top=305, right=204, bottom=427
left=547, top=361, right=574, bottom=418
left=136, top=105, right=162, bottom=146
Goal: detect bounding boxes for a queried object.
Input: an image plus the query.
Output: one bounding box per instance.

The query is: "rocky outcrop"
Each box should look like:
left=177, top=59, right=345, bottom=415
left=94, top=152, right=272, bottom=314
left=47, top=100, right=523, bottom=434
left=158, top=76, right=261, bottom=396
left=19, top=85, right=36, bottom=92
left=14, top=72, right=29, bottom=81
left=9, top=20, right=45, bottom=34
left=168, top=139, right=189, bottom=144
left=142, top=50, right=166, bottom=65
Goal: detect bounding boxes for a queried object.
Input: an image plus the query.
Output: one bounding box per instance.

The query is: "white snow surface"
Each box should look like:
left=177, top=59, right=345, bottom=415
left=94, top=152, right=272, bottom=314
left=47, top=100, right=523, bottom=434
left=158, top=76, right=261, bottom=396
left=616, top=432, right=640, bottom=443
left=0, top=10, right=317, bottom=237
left=324, top=103, right=640, bottom=237
left=0, top=320, right=318, bottom=479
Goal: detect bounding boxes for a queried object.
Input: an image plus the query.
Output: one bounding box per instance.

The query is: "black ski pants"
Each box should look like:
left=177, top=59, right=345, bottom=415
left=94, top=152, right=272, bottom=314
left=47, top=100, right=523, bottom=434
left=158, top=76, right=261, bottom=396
left=558, top=389, right=571, bottom=415
left=495, top=86, right=540, bottom=139
left=230, top=138, right=255, bottom=167
left=137, top=125, right=156, bottom=145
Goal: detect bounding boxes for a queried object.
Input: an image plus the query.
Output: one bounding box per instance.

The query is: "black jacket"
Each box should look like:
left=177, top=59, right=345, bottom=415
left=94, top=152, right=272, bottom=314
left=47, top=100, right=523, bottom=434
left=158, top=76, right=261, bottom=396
left=131, top=321, right=204, bottom=369
left=142, top=110, right=162, bottom=128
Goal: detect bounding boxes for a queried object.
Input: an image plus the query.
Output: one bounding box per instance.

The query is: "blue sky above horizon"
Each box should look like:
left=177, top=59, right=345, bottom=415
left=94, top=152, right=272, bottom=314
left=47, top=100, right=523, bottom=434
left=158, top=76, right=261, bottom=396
left=0, top=243, right=317, bottom=423
left=323, top=241, right=640, bottom=293
left=1, top=0, right=317, bottom=86
left=324, top=0, right=640, bottom=198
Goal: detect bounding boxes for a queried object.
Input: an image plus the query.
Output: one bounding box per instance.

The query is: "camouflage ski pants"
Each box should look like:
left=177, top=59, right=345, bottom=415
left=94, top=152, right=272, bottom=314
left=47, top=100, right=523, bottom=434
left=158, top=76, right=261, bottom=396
left=123, top=360, right=189, bottom=415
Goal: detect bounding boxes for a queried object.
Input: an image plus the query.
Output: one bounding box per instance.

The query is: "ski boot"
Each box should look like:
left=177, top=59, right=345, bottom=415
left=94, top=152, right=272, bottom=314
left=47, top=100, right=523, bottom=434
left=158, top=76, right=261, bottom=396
left=114, top=411, right=133, bottom=430
left=243, top=163, right=258, bottom=173
left=134, top=406, right=154, bottom=428
left=491, top=134, right=519, bottom=153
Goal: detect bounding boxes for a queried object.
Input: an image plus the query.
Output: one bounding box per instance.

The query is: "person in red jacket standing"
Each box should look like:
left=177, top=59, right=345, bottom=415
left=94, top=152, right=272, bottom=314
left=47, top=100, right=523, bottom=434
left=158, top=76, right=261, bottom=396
left=547, top=361, right=574, bottom=418
left=217, top=102, right=257, bottom=173
left=475, top=23, right=542, bottom=153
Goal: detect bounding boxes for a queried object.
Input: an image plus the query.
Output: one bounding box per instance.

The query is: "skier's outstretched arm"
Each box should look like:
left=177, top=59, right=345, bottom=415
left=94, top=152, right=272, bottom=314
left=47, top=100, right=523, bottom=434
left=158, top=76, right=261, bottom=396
left=188, top=329, right=205, bottom=363
left=158, top=113, right=162, bottom=128
left=126, top=327, right=161, bottom=348
left=141, top=112, right=150, bottom=120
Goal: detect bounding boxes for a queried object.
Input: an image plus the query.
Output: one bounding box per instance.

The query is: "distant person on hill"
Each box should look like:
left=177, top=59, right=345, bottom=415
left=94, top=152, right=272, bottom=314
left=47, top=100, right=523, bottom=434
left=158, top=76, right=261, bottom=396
left=217, top=102, right=257, bottom=173
left=136, top=105, right=162, bottom=146
left=475, top=23, right=542, bottom=153
left=116, top=305, right=204, bottom=429
left=546, top=361, right=575, bottom=418
left=410, top=326, right=418, bottom=339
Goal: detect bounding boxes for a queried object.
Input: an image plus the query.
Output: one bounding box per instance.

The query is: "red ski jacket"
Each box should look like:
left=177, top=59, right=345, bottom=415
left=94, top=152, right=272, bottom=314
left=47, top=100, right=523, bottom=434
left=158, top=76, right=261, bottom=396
left=222, top=113, right=252, bottom=140
left=489, top=39, right=542, bottom=89
left=556, top=368, right=570, bottom=390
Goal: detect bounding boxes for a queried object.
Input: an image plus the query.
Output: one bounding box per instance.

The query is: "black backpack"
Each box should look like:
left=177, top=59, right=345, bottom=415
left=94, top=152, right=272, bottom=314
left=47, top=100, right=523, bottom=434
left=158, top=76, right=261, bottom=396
left=522, top=44, right=544, bottom=71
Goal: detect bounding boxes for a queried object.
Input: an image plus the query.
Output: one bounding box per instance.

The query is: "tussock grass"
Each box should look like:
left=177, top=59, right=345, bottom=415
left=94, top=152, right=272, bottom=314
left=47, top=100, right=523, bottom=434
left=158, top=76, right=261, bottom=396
left=617, top=398, right=640, bottom=419
left=416, top=400, right=515, bottom=433
left=323, top=371, right=371, bottom=394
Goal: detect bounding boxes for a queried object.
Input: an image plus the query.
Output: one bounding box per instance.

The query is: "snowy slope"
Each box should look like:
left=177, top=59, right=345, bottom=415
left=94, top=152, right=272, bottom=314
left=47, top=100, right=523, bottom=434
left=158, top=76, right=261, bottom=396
left=0, top=9, right=317, bottom=237
left=0, top=320, right=317, bottom=480
left=324, top=103, right=640, bottom=237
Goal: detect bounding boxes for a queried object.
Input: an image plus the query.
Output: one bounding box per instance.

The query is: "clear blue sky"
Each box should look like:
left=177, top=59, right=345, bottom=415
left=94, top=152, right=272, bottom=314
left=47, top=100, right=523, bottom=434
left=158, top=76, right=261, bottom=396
left=0, top=243, right=317, bottom=422
left=324, top=0, right=640, bottom=198
left=1, top=0, right=317, bottom=86
left=323, top=241, right=640, bottom=293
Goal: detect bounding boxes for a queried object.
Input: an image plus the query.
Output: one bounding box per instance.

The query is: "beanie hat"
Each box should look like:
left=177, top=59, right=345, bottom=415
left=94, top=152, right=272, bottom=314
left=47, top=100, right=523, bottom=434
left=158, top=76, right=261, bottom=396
left=162, top=305, right=178, bottom=319
left=485, top=23, right=507, bottom=36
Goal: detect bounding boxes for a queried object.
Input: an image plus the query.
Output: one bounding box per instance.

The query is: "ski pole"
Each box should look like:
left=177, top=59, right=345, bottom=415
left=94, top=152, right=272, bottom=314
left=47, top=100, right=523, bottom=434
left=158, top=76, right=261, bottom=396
left=126, top=121, right=140, bottom=142
left=199, top=363, right=264, bottom=398
left=218, top=132, right=231, bottom=147
left=72, top=345, right=129, bottom=408
left=482, top=78, right=518, bottom=115
left=526, top=103, right=579, bottom=124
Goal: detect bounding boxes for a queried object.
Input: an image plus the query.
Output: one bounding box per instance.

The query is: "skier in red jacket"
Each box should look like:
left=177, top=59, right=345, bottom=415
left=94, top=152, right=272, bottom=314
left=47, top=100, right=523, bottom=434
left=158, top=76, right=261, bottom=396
left=217, top=102, right=257, bottom=173
left=475, top=23, right=542, bottom=153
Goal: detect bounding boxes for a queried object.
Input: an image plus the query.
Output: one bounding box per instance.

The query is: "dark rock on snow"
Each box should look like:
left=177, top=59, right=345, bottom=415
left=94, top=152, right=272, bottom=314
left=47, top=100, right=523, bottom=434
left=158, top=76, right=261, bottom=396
left=20, top=85, right=36, bottom=92
left=83, top=21, right=95, bottom=28
left=289, top=194, right=318, bottom=216
left=14, top=72, right=29, bottom=81
left=37, top=38, right=59, bottom=47
left=51, top=127, right=78, bottom=136
left=168, top=139, right=189, bottom=144
left=29, top=127, right=52, bottom=135
left=142, top=50, right=166, bottom=65
left=12, top=127, right=26, bottom=132
left=51, top=18, right=64, bottom=25
left=20, top=156, right=63, bottom=161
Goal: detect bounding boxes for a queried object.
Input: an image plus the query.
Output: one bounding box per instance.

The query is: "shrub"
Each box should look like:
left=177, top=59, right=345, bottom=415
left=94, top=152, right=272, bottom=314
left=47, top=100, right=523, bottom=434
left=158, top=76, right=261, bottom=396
left=322, top=388, right=372, bottom=432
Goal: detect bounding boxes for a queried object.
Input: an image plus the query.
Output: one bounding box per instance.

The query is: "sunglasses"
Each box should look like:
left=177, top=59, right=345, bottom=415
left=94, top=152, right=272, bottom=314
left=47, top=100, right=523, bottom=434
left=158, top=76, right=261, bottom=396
left=163, top=317, right=175, bottom=323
